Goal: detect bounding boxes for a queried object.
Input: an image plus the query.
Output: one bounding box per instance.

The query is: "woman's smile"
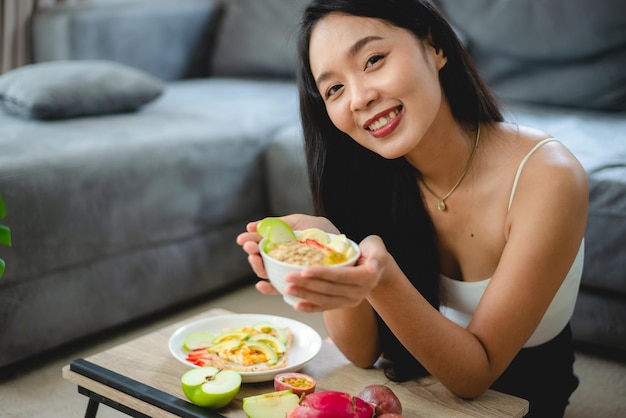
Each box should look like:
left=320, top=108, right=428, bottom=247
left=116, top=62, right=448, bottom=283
left=364, top=105, right=403, bottom=138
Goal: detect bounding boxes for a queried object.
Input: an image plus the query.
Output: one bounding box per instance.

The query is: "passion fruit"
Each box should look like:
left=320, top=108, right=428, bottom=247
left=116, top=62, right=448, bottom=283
left=273, top=372, right=316, bottom=396
left=358, top=384, right=402, bottom=416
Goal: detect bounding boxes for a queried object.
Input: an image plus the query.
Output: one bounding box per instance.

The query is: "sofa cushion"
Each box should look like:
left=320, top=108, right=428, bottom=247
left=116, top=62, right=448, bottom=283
left=32, top=0, right=222, bottom=81
left=432, top=0, right=626, bottom=111
left=0, top=61, right=163, bottom=120
left=265, top=123, right=314, bottom=216
left=0, top=78, right=299, bottom=283
left=584, top=170, right=626, bottom=294
left=209, top=0, right=308, bottom=79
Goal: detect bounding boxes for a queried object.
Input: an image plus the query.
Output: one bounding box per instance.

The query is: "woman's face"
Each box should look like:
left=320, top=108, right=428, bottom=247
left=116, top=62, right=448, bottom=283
left=309, top=13, right=448, bottom=159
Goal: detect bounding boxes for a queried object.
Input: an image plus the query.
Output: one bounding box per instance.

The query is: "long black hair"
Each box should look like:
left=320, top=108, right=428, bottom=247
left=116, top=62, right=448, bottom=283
left=297, top=0, right=503, bottom=381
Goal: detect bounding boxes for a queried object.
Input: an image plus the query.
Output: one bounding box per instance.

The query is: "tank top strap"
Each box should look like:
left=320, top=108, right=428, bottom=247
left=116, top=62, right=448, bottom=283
left=508, top=138, right=559, bottom=211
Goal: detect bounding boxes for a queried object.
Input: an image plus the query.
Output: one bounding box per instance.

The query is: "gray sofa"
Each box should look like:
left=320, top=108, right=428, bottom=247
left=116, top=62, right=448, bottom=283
left=0, top=0, right=624, bottom=375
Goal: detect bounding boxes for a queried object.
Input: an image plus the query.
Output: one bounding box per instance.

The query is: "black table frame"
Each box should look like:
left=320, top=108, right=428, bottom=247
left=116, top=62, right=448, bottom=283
left=70, top=358, right=226, bottom=418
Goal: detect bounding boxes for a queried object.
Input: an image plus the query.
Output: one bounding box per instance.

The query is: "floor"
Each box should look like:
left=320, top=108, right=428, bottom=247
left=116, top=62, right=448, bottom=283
left=0, top=284, right=624, bottom=417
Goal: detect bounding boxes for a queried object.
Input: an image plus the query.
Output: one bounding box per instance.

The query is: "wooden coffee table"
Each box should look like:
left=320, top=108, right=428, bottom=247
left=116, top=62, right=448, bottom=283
left=63, top=308, right=529, bottom=417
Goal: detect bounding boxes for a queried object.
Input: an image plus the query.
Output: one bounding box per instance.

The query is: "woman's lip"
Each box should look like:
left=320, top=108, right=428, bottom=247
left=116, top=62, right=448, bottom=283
left=365, top=106, right=403, bottom=138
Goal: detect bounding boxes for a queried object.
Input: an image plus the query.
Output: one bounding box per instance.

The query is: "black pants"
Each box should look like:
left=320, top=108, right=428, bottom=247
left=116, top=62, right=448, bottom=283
left=492, top=324, right=579, bottom=417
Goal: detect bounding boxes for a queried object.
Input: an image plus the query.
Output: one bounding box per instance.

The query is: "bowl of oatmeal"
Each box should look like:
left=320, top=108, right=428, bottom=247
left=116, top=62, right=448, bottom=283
left=259, top=229, right=361, bottom=306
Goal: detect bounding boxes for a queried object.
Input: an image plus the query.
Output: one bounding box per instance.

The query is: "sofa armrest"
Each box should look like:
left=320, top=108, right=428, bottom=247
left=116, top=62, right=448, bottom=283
left=32, top=0, right=223, bottom=81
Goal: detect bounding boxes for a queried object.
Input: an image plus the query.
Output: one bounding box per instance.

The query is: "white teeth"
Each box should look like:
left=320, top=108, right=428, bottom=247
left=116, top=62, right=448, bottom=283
left=367, top=109, right=399, bottom=131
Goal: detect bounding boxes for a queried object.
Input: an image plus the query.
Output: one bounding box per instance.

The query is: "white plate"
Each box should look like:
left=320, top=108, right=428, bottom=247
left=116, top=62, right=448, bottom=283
left=168, top=313, right=322, bottom=383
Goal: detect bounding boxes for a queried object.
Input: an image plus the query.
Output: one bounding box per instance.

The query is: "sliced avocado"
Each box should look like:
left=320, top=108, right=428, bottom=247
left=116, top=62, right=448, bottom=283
left=249, top=333, right=287, bottom=354
left=207, top=338, right=241, bottom=353
left=252, top=321, right=274, bottom=333
left=272, top=327, right=289, bottom=345
left=212, top=331, right=249, bottom=344
left=244, top=340, right=278, bottom=365
left=252, top=322, right=288, bottom=345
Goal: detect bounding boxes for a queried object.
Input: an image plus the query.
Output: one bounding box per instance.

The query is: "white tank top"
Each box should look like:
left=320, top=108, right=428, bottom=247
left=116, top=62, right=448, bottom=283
left=438, top=138, right=584, bottom=347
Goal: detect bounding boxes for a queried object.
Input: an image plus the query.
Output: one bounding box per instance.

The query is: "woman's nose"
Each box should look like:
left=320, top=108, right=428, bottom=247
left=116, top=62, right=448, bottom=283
left=349, top=82, right=378, bottom=112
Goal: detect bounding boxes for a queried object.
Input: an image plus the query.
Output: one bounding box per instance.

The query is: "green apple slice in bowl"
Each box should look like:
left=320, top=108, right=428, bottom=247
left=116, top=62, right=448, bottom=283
left=257, top=217, right=297, bottom=252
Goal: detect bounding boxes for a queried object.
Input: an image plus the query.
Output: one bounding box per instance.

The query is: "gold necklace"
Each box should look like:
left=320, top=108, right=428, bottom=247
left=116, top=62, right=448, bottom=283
left=421, top=126, right=481, bottom=212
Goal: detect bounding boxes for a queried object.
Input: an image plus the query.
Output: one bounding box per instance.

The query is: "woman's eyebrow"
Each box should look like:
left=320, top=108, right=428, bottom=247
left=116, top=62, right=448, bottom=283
left=315, top=35, right=384, bottom=88
left=348, top=35, right=383, bottom=57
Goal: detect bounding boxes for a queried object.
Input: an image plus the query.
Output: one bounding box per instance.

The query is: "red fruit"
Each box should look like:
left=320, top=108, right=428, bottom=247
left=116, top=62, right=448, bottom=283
left=377, top=414, right=404, bottom=418
left=274, top=372, right=317, bottom=396
left=286, top=391, right=375, bottom=418
left=358, top=385, right=402, bottom=416
left=302, top=239, right=332, bottom=252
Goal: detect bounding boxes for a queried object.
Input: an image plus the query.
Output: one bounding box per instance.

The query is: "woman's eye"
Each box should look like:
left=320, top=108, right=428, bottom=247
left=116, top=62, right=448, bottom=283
left=326, top=84, right=343, bottom=99
left=365, top=54, right=384, bottom=69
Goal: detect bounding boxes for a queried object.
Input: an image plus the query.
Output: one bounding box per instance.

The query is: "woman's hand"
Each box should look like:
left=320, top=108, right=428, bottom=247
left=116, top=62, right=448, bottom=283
left=285, top=235, right=393, bottom=312
left=235, top=214, right=340, bottom=294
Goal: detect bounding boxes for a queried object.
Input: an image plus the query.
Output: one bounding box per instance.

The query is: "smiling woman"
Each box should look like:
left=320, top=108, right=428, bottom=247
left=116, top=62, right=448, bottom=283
left=238, top=1, right=589, bottom=417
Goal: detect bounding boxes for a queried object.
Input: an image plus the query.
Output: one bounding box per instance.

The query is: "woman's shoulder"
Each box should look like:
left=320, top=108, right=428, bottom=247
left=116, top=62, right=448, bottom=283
left=494, top=122, right=588, bottom=214
left=496, top=122, right=585, bottom=175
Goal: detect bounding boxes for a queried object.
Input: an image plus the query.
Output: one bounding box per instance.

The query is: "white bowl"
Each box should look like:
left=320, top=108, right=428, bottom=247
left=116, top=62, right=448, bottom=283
left=259, top=232, right=360, bottom=306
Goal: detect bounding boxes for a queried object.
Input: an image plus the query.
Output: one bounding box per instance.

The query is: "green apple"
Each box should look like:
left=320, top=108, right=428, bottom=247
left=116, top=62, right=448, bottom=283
left=183, top=331, right=215, bottom=350
left=243, top=390, right=300, bottom=418
left=257, top=217, right=297, bottom=246
left=181, top=367, right=241, bottom=409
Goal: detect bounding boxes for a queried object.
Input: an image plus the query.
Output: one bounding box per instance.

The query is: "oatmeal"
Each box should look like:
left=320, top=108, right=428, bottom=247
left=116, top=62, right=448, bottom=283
left=267, top=240, right=349, bottom=266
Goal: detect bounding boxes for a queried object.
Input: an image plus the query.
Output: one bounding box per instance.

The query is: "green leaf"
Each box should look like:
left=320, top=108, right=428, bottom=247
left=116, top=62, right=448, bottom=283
left=0, top=259, right=4, bottom=278
left=0, top=195, right=5, bottom=219
left=0, top=225, right=11, bottom=247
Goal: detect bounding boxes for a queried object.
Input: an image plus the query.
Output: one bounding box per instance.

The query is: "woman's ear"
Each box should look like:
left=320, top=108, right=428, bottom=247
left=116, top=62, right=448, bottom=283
left=433, top=45, right=447, bottom=71
left=424, top=33, right=447, bottom=70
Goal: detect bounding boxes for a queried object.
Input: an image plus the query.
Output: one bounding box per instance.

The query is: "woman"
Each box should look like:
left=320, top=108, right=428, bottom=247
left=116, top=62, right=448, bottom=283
left=237, top=0, right=588, bottom=416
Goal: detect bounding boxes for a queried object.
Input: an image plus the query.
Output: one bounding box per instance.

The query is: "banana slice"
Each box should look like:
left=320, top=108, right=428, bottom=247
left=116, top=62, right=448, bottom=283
left=296, top=228, right=329, bottom=245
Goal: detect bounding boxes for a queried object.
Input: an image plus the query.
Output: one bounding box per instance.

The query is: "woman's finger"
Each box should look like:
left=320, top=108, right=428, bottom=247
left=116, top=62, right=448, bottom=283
left=255, top=280, right=280, bottom=295
left=248, top=254, right=268, bottom=279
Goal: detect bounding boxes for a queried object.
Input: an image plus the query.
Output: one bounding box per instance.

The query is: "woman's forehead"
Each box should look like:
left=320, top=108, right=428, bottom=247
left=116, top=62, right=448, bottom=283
left=310, top=13, right=396, bottom=44
left=309, top=14, right=403, bottom=70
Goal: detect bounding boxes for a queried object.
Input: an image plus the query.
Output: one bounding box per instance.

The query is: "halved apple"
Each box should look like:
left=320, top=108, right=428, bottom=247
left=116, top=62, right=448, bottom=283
left=180, top=367, right=241, bottom=408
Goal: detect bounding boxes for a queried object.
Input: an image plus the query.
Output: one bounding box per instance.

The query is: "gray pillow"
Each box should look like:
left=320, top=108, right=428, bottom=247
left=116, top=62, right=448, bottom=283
left=0, top=60, right=164, bottom=120
left=432, top=0, right=626, bottom=111
left=209, top=0, right=308, bottom=79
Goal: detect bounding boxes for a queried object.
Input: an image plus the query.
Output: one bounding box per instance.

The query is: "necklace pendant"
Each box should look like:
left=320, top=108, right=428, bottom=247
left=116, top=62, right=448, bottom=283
left=438, top=200, right=447, bottom=211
